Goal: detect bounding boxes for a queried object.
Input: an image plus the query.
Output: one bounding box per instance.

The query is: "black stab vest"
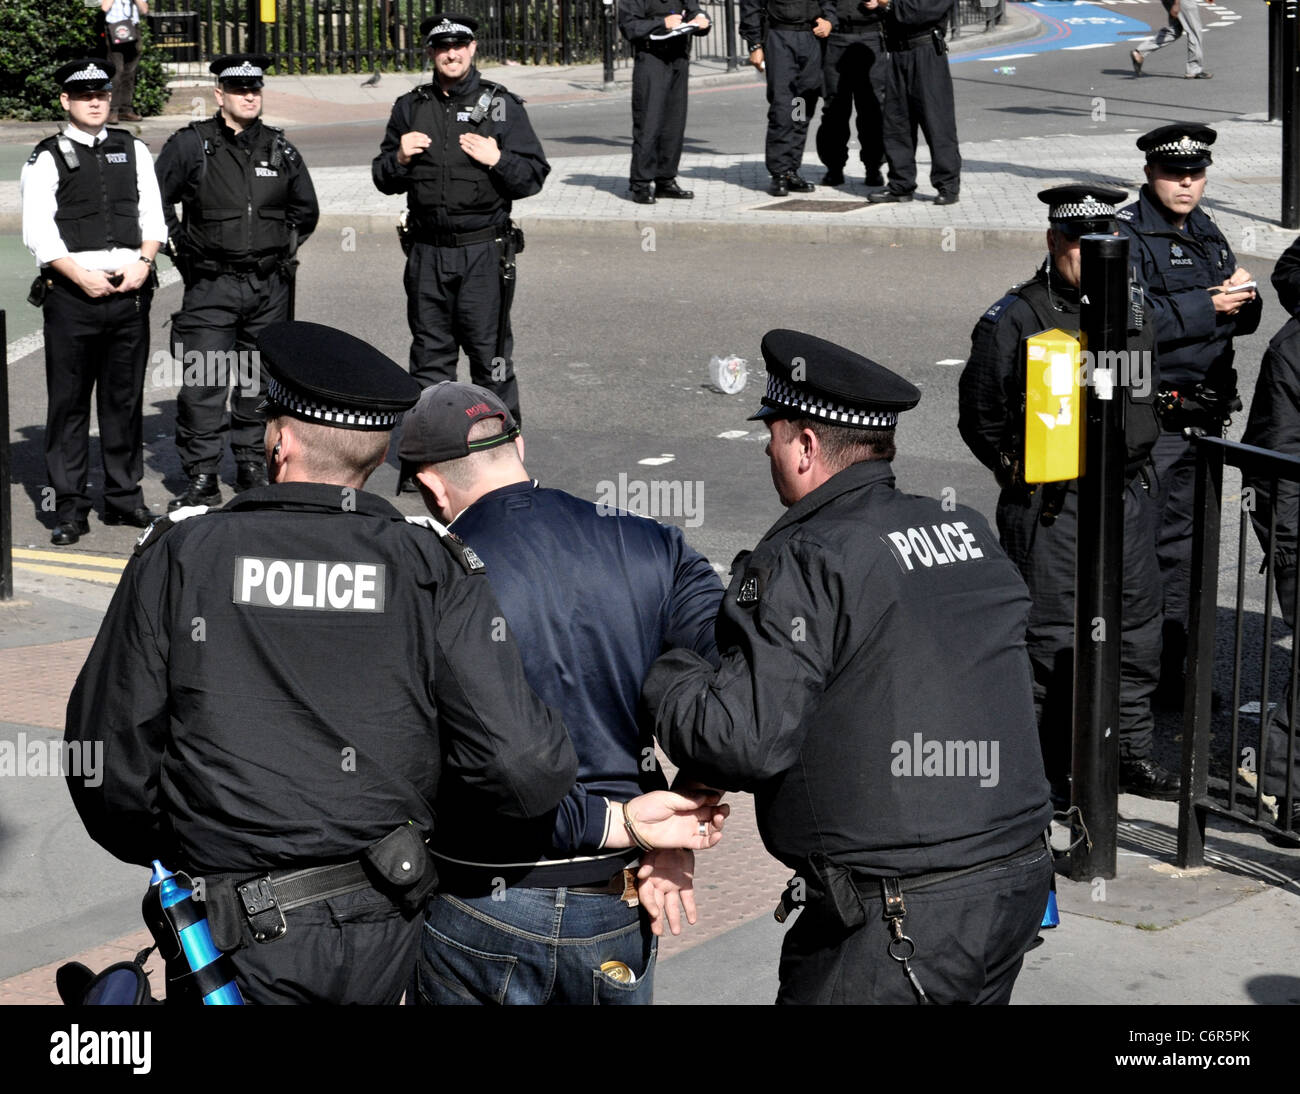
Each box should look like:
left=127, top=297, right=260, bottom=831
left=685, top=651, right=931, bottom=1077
left=37, top=129, right=142, bottom=252
left=405, top=82, right=508, bottom=224
left=182, top=117, right=291, bottom=260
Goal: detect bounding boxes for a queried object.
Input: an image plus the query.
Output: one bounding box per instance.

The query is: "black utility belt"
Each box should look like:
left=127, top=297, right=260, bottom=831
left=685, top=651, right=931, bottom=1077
left=768, top=18, right=816, bottom=30
left=192, top=253, right=287, bottom=277
left=887, top=29, right=940, bottom=49
left=836, top=20, right=884, bottom=30
left=433, top=850, right=640, bottom=893
left=409, top=224, right=504, bottom=247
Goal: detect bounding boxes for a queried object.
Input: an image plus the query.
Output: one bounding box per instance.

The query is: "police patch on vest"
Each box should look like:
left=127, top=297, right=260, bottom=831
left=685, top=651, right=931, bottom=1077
left=254, top=166, right=279, bottom=177
left=457, top=111, right=472, bottom=122
left=1168, top=243, right=1193, bottom=267
left=233, top=556, right=386, bottom=611
left=737, top=569, right=763, bottom=606
left=105, top=152, right=128, bottom=164
left=883, top=522, right=986, bottom=573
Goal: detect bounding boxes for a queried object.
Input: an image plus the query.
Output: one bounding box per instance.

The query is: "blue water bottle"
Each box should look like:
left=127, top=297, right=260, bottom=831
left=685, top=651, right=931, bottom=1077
left=144, top=861, right=244, bottom=1005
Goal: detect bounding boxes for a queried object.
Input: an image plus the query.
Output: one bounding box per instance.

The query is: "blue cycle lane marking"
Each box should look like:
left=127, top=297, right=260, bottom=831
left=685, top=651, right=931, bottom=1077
left=952, top=1, right=1155, bottom=65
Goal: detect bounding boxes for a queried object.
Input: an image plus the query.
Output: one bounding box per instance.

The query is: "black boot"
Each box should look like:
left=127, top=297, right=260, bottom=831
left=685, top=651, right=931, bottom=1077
left=169, top=473, right=222, bottom=511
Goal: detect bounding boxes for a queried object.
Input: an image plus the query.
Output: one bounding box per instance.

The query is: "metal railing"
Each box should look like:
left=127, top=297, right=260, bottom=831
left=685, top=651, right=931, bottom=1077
left=145, top=0, right=998, bottom=75
left=1179, top=434, right=1300, bottom=865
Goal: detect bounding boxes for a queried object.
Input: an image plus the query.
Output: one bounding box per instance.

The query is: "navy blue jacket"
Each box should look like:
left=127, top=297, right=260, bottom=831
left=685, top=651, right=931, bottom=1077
left=434, top=481, right=723, bottom=864
left=1116, top=185, right=1262, bottom=390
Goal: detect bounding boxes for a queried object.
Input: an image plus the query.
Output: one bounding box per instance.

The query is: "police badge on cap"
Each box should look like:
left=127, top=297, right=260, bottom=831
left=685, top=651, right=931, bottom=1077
left=421, top=13, right=479, bottom=45
left=210, top=53, right=271, bottom=89
left=54, top=58, right=116, bottom=92
left=1038, top=184, right=1127, bottom=237
left=1137, top=123, right=1216, bottom=169
left=748, top=329, right=921, bottom=428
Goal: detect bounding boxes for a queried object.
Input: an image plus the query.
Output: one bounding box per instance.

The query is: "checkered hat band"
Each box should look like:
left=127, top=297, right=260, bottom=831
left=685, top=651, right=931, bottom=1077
left=68, top=64, right=110, bottom=82
left=427, top=20, right=474, bottom=37
left=219, top=62, right=263, bottom=78
left=265, top=375, right=398, bottom=428
left=763, top=374, right=898, bottom=428
left=1050, top=200, right=1116, bottom=219
left=1150, top=138, right=1208, bottom=156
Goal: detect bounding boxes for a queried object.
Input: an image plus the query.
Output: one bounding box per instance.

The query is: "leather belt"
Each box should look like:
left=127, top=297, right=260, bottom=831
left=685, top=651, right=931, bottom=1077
left=409, top=224, right=503, bottom=247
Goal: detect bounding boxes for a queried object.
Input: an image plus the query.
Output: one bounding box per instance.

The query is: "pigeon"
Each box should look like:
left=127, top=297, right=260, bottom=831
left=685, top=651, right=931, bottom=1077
left=361, top=70, right=381, bottom=88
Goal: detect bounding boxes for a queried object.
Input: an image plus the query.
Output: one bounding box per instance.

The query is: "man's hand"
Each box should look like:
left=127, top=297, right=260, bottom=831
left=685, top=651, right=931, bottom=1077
left=689, top=13, right=710, bottom=28
left=1211, top=268, right=1256, bottom=315
left=637, top=848, right=698, bottom=937
left=114, top=259, right=151, bottom=293
left=813, top=17, right=832, bottom=37
left=397, top=131, right=432, bottom=166
left=749, top=47, right=765, bottom=70
left=664, top=13, right=684, bottom=28
left=606, top=790, right=728, bottom=850
left=75, top=268, right=116, bottom=298
left=459, top=132, right=502, bottom=168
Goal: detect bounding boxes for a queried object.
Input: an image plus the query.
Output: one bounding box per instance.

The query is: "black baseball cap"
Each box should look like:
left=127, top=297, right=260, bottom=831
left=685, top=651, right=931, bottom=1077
left=397, top=382, right=519, bottom=489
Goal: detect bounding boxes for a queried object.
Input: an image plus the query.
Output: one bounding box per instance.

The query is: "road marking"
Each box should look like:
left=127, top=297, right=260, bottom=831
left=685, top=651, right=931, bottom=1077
left=13, top=561, right=122, bottom=587
left=1064, top=41, right=1113, bottom=48
left=986, top=53, right=1034, bottom=60
left=638, top=454, right=676, bottom=465
left=717, top=430, right=748, bottom=439
left=935, top=358, right=965, bottom=366
left=12, top=548, right=126, bottom=571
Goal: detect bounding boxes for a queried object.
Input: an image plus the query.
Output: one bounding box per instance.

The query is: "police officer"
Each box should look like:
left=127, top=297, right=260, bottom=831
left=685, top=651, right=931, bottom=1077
left=1242, top=319, right=1300, bottom=845
left=960, top=185, right=1179, bottom=801
left=743, top=0, right=834, bottom=195
left=398, top=382, right=726, bottom=1004
left=866, top=0, right=960, bottom=206
left=815, top=0, right=887, bottom=188
left=155, top=54, right=319, bottom=511
left=20, top=58, right=165, bottom=546
left=618, top=0, right=710, bottom=204
left=1116, top=124, right=1262, bottom=704
left=372, top=14, right=549, bottom=424
left=640, top=331, right=1053, bottom=1004
left=64, top=321, right=579, bottom=1005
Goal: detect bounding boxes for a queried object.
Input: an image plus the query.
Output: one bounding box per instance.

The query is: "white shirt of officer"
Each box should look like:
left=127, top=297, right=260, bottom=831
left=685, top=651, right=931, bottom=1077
left=20, top=117, right=167, bottom=273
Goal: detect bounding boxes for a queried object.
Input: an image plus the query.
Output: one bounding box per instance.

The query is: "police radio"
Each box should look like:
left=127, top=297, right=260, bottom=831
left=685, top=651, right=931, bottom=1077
left=1023, top=328, right=1083, bottom=483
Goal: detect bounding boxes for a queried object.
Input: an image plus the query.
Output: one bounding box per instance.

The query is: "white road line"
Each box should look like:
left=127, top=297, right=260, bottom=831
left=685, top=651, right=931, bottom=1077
left=935, top=359, right=965, bottom=366
left=986, top=53, right=1033, bottom=60
left=1064, top=42, right=1114, bottom=50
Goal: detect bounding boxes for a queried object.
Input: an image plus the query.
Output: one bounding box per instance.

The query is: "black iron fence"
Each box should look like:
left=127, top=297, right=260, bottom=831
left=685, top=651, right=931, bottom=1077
left=1179, top=435, right=1300, bottom=864
left=146, top=0, right=1004, bottom=75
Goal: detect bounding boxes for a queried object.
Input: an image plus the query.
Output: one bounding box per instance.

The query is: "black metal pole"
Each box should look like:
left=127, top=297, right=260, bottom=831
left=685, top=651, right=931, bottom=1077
left=1070, top=234, right=1129, bottom=882
left=603, top=0, right=615, bottom=89
left=1270, top=0, right=1283, bottom=122
left=724, top=0, right=738, bottom=72
left=0, top=310, right=11, bottom=600
left=1284, top=0, right=1299, bottom=229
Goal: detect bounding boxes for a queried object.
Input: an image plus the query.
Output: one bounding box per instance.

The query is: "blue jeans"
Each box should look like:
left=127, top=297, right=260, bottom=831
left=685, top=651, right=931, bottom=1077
left=413, top=887, right=656, bottom=1005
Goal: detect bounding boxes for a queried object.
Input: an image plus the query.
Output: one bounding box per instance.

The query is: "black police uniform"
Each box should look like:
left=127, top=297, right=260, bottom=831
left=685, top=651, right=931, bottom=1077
left=742, top=0, right=832, bottom=187
left=815, top=0, right=886, bottom=184
left=1117, top=181, right=1261, bottom=644
left=63, top=324, right=578, bottom=1005
left=1273, top=233, right=1300, bottom=319
left=872, top=0, right=960, bottom=202
left=619, top=0, right=705, bottom=198
left=20, top=59, right=162, bottom=542
left=1241, top=317, right=1300, bottom=829
left=155, top=76, right=319, bottom=503
left=641, top=331, right=1052, bottom=1004
left=960, top=262, right=1166, bottom=792
left=372, top=67, right=549, bottom=422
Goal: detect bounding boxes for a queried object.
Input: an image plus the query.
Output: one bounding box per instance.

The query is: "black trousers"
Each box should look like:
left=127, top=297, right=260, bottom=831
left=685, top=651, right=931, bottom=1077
left=777, top=844, right=1051, bottom=1005
left=996, top=479, right=1162, bottom=783
left=230, top=889, right=422, bottom=1005
left=764, top=27, right=822, bottom=178
left=42, top=278, right=150, bottom=523
left=107, top=40, right=140, bottom=115
left=630, top=45, right=691, bottom=186
left=1149, top=426, right=1214, bottom=632
left=815, top=28, right=887, bottom=174
left=171, top=269, right=289, bottom=474
left=880, top=36, right=961, bottom=196
left=404, top=237, right=520, bottom=421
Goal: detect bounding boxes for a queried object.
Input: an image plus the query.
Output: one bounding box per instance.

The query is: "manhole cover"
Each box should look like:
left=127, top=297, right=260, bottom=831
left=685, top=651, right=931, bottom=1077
left=759, top=199, right=871, bottom=212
